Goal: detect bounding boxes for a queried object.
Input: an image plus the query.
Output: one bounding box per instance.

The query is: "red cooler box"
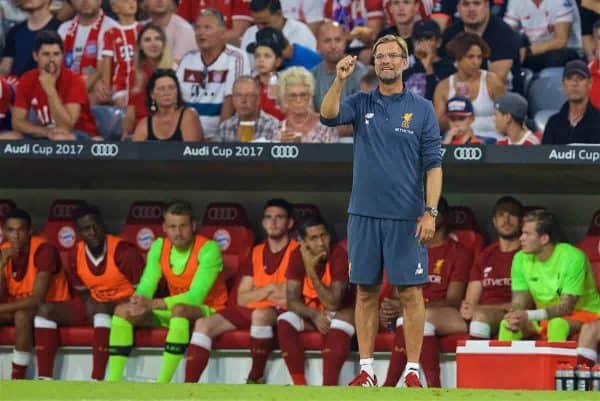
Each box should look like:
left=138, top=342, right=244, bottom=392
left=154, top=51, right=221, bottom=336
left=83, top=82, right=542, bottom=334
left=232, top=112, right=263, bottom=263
left=456, top=340, right=576, bottom=389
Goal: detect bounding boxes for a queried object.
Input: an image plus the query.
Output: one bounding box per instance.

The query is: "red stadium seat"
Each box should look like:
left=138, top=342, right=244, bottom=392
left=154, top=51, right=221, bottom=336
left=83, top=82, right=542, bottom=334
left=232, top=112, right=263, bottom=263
left=41, top=200, right=83, bottom=253
left=577, top=209, right=600, bottom=290
left=291, top=203, right=323, bottom=240
left=0, top=199, right=16, bottom=243
left=447, top=206, right=485, bottom=256
left=199, top=203, right=254, bottom=281
left=119, top=201, right=166, bottom=255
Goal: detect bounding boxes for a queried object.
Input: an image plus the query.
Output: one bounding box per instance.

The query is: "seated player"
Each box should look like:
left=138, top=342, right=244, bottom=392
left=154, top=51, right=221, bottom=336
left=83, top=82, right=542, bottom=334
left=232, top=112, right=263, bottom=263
left=576, top=319, right=600, bottom=366
left=0, top=208, right=70, bottom=379
left=461, top=196, right=524, bottom=339
left=185, top=198, right=298, bottom=384
left=277, top=216, right=354, bottom=385
left=106, top=200, right=228, bottom=383
left=63, top=203, right=144, bottom=380
left=499, top=211, right=600, bottom=342
left=381, top=198, right=472, bottom=387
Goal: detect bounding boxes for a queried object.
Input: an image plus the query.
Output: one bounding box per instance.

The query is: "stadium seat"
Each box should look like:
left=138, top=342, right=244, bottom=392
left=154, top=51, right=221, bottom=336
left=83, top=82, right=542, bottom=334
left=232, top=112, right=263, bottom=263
left=528, top=76, right=566, bottom=116
left=447, top=206, right=485, bottom=256
left=520, top=68, right=534, bottom=96
left=538, top=67, right=564, bottom=79
left=119, top=201, right=166, bottom=255
left=199, top=202, right=254, bottom=280
left=91, top=105, right=125, bottom=140
left=41, top=199, right=83, bottom=253
left=577, top=209, right=600, bottom=290
left=0, top=199, right=16, bottom=243
left=533, top=109, right=556, bottom=133
left=291, top=203, right=322, bottom=239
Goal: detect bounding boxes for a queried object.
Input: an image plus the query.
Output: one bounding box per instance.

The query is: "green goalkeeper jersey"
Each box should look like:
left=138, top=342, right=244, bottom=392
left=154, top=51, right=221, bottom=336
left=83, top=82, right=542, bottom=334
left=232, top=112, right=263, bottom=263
left=511, top=243, right=600, bottom=314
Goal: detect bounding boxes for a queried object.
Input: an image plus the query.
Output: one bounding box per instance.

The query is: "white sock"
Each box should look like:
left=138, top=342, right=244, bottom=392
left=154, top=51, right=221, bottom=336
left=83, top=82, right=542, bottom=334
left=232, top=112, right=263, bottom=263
left=12, top=350, right=31, bottom=366
left=250, top=325, right=274, bottom=339
left=577, top=347, right=598, bottom=363
left=360, top=358, right=375, bottom=377
left=469, top=321, right=491, bottom=339
left=404, top=362, right=420, bottom=377
left=190, top=332, right=212, bottom=351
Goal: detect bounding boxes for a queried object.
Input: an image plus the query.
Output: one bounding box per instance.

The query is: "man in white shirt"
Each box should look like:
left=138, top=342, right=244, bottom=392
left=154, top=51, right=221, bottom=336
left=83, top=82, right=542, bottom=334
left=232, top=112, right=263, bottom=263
left=280, top=0, right=324, bottom=36
left=240, top=0, right=317, bottom=55
left=177, top=8, right=251, bottom=140
left=144, top=0, right=198, bottom=64
left=504, top=0, right=582, bottom=71
left=58, top=0, right=118, bottom=100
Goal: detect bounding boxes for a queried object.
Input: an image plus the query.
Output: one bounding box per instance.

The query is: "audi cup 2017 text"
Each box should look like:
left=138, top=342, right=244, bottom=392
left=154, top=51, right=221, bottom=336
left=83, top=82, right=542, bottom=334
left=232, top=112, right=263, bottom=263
left=182, top=145, right=266, bottom=159
left=2, top=143, right=85, bottom=156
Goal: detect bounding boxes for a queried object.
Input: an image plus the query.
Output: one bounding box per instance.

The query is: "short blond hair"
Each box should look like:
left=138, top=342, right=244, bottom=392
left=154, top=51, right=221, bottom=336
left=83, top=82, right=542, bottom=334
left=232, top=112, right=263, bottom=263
left=372, top=34, right=409, bottom=58
left=278, top=66, right=315, bottom=101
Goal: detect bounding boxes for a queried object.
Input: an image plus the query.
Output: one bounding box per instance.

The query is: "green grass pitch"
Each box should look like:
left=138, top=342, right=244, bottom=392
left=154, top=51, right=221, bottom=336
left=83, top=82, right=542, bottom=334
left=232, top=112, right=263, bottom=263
left=3, top=382, right=600, bottom=401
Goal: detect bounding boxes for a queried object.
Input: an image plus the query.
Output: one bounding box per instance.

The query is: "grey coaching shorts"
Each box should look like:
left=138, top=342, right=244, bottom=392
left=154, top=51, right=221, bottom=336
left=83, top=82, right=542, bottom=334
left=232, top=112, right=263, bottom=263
left=347, top=214, right=428, bottom=286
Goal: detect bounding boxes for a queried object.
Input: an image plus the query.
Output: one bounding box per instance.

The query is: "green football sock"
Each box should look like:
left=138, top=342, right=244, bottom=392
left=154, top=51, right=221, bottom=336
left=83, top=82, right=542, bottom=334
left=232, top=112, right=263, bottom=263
left=547, top=318, right=570, bottom=341
left=156, top=317, right=190, bottom=383
left=497, top=319, right=523, bottom=340
left=107, top=316, right=134, bottom=382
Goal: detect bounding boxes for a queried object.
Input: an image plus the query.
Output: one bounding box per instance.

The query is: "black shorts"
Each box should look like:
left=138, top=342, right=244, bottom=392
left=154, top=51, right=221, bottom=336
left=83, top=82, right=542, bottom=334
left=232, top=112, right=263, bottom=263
left=580, top=6, right=600, bottom=36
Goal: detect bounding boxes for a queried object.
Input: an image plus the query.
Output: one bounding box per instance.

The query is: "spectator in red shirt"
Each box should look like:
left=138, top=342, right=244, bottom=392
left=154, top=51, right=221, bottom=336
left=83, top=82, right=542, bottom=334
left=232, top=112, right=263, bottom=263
left=381, top=198, right=472, bottom=387
left=494, top=92, right=540, bottom=146
left=177, top=0, right=252, bottom=46
left=0, top=76, right=14, bottom=134
left=100, top=0, right=143, bottom=107
left=442, top=96, right=485, bottom=145
left=461, top=196, right=524, bottom=339
left=277, top=215, right=355, bottom=385
left=9, top=31, right=98, bottom=140
left=589, top=20, right=600, bottom=109
left=122, top=24, right=172, bottom=139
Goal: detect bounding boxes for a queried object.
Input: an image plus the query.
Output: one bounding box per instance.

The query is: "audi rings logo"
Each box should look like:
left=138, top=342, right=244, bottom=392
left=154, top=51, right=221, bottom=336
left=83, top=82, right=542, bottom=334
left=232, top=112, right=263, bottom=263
left=453, top=147, right=483, bottom=161
left=91, top=143, right=119, bottom=157
left=52, top=204, right=76, bottom=219
left=131, top=205, right=163, bottom=220
left=207, top=207, right=238, bottom=221
left=270, top=145, right=299, bottom=159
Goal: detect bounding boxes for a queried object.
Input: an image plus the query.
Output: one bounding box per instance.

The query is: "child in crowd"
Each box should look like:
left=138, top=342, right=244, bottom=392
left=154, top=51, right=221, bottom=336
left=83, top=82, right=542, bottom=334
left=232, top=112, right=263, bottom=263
left=442, top=96, right=484, bottom=145
left=101, top=0, right=143, bottom=107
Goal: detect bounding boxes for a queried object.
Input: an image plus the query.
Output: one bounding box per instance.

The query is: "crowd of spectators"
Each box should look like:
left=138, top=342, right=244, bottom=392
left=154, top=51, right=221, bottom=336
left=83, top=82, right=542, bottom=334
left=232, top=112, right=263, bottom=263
left=0, top=0, right=599, bottom=144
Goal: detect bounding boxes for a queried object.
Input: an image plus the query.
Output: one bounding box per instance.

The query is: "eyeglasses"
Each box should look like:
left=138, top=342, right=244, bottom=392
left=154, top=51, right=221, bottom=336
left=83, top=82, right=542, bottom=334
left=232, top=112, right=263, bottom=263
left=374, top=52, right=407, bottom=61
left=286, top=92, right=310, bottom=101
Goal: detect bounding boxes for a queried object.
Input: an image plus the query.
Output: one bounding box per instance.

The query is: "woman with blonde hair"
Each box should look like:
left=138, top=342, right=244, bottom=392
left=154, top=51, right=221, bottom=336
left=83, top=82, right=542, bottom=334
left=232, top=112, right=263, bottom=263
left=276, top=66, right=339, bottom=143
left=122, top=23, right=173, bottom=138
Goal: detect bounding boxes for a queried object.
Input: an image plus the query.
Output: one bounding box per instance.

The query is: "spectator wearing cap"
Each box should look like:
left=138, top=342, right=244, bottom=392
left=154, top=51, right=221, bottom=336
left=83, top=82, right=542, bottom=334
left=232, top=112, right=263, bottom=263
left=312, top=21, right=368, bottom=111
left=588, top=20, right=600, bottom=109
left=434, top=32, right=505, bottom=142
left=217, top=75, right=280, bottom=142
left=176, top=8, right=251, bottom=140
left=494, top=92, right=540, bottom=145
left=247, top=27, right=322, bottom=71
left=276, top=66, right=338, bottom=143
left=404, top=19, right=455, bottom=100
left=504, top=0, right=581, bottom=72
left=240, top=0, right=317, bottom=57
left=249, top=31, right=286, bottom=120
left=442, top=96, right=485, bottom=145
left=543, top=60, right=600, bottom=145
left=443, top=0, right=522, bottom=93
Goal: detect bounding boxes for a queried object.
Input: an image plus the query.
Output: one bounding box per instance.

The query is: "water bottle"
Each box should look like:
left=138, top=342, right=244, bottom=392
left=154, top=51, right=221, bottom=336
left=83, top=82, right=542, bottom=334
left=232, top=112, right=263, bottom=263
left=591, top=365, right=600, bottom=391
left=555, top=363, right=566, bottom=391
left=576, top=364, right=591, bottom=391
left=564, top=363, right=576, bottom=391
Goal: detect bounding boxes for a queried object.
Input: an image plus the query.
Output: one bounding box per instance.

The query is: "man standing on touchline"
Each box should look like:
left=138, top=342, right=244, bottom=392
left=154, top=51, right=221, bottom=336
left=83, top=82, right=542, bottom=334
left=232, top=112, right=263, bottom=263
left=320, top=34, right=443, bottom=387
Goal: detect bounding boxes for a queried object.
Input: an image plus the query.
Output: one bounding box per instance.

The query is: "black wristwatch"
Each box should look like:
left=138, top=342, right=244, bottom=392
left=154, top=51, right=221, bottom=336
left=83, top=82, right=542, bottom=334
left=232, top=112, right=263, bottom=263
left=425, top=207, right=438, bottom=218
